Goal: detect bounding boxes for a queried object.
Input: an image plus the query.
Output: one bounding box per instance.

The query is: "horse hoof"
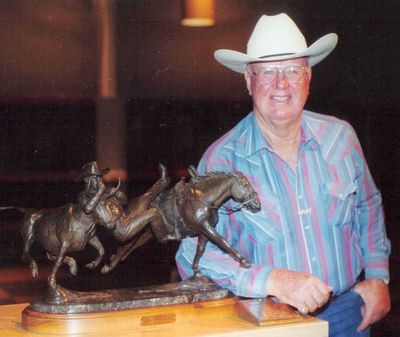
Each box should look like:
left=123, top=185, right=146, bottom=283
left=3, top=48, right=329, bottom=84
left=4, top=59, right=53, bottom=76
left=101, top=265, right=109, bottom=274
left=45, top=286, right=79, bottom=305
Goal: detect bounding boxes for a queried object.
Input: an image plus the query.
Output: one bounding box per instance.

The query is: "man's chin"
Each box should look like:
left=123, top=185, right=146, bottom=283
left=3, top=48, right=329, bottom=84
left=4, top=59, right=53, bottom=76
left=271, top=111, right=299, bottom=122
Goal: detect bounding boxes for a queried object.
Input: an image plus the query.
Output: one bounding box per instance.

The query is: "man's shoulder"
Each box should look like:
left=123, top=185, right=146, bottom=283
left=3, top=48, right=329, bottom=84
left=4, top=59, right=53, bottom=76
left=303, top=110, right=356, bottom=138
left=304, top=110, right=349, bottom=126
left=304, top=110, right=361, bottom=162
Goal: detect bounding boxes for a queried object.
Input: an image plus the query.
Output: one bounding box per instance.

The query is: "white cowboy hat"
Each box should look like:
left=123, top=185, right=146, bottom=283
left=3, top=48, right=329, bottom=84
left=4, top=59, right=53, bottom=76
left=214, top=13, right=338, bottom=73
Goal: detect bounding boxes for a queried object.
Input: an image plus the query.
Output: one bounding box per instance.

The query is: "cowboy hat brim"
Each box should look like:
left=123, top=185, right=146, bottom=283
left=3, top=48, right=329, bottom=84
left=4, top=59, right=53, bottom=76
left=214, top=33, right=338, bottom=74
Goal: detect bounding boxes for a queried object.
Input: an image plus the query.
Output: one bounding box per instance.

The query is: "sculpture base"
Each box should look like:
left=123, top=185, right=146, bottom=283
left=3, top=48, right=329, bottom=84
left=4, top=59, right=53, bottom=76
left=20, top=279, right=322, bottom=336
left=29, top=276, right=230, bottom=314
left=22, top=277, right=232, bottom=333
left=22, top=296, right=238, bottom=335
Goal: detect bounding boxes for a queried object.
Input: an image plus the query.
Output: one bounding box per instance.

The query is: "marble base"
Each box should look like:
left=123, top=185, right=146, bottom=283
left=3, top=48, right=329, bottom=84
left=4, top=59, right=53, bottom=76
left=30, top=275, right=231, bottom=314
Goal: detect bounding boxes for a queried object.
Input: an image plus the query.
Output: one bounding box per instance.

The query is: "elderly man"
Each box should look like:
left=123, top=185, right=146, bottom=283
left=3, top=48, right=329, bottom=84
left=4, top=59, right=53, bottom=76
left=175, top=13, right=390, bottom=337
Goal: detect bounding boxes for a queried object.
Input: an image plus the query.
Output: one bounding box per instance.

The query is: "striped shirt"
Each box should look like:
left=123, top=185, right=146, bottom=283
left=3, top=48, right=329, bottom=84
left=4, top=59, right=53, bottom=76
left=175, top=110, right=390, bottom=297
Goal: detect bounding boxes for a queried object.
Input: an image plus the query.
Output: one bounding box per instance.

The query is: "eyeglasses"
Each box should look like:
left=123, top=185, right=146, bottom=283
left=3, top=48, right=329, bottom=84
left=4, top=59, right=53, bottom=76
left=248, top=65, right=310, bottom=84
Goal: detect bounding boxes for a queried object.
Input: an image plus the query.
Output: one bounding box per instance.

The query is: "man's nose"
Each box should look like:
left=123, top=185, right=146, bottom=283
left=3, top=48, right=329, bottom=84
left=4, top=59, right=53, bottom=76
left=275, top=70, right=288, bottom=89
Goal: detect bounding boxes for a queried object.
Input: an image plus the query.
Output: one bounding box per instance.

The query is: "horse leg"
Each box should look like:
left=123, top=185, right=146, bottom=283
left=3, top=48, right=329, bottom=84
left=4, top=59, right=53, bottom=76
left=47, top=253, right=78, bottom=276
left=192, top=233, right=209, bottom=277
left=113, top=208, right=158, bottom=242
left=201, top=223, right=251, bottom=268
left=143, top=164, right=170, bottom=199
left=101, top=230, right=154, bottom=274
left=126, top=164, right=170, bottom=213
left=21, top=219, right=39, bottom=278
left=84, top=235, right=105, bottom=269
left=48, top=241, right=70, bottom=291
left=121, top=230, right=153, bottom=261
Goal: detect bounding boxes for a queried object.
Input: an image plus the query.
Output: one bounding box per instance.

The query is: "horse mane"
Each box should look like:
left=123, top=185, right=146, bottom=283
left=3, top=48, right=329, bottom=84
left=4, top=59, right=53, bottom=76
left=187, top=165, right=237, bottom=187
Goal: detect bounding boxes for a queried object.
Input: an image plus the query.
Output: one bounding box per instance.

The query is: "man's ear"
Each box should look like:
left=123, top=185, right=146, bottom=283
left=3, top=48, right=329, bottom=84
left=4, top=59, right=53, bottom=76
left=244, top=67, right=252, bottom=96
left=307, top=67, right=312, bottom=82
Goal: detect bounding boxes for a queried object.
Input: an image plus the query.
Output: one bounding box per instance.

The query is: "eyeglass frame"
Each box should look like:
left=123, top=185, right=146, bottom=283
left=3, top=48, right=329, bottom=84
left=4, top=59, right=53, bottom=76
left=246, top=64, right=311, bottom=85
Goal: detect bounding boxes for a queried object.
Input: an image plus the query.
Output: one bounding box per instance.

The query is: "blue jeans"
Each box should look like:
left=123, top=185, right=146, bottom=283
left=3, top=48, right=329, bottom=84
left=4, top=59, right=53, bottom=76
left=317, top=289, right=370, bottom=337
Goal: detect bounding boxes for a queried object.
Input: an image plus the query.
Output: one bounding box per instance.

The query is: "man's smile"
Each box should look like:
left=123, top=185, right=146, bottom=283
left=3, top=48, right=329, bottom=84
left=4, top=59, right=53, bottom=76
left=271, top=94, right=291, bottom=102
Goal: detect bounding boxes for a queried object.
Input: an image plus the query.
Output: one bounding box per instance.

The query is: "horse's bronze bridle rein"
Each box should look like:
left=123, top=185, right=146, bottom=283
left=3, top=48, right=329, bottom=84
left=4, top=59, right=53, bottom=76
left=187, top=187, right=258, bottom=214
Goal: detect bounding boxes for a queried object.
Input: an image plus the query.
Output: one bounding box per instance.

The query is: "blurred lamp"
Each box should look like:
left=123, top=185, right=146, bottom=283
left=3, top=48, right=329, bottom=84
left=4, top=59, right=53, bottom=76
left=181, top=0, right=215, bottom=27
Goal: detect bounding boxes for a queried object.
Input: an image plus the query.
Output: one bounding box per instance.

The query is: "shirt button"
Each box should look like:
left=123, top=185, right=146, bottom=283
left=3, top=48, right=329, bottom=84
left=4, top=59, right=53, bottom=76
left=311, top=256, right=317, bottom=262
left=298, top=195, right=303, bottom=199
left=304, top=225, right=310, bottom=230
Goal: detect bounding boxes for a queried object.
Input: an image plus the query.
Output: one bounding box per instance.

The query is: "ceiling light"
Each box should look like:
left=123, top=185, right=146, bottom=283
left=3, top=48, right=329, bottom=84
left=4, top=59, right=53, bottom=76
left=181, top=0, right=215, bottom=27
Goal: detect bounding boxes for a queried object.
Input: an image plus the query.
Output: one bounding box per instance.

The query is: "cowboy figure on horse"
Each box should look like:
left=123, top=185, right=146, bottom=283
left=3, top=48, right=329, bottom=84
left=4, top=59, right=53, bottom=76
left=76, top=162, right=109, bottom=215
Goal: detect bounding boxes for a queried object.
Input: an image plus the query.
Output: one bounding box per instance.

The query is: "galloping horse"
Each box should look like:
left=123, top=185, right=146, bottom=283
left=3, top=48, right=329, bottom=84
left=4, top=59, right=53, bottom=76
left=102, top=166, right=261, bottom=276
left=0, top=183, right=130, bottom=302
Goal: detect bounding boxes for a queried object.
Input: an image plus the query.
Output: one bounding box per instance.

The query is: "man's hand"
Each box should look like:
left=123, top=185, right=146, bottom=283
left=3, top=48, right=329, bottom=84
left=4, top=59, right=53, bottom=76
left=99, top=181, right=106, bottom=192
left=266, top=269, right=332, bottom=314
left=353, top=279, right=391, bottom=332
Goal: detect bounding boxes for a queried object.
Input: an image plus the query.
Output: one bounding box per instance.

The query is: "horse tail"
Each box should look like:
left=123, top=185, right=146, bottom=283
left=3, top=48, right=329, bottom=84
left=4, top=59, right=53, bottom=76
left=0, top=206, right=27, bottom=214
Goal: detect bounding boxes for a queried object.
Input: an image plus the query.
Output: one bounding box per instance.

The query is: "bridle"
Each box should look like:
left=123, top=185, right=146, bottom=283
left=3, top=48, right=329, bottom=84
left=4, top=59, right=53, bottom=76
left=219, top=190, right=258, bottom=214
left=188, top=179, right=258, bottom=215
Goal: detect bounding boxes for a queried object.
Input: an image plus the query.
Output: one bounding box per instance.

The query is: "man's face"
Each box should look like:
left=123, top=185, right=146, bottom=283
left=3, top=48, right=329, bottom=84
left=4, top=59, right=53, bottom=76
left=85, top=175, right=100, bottom=189
left=244, top=58, right=311, bottom=127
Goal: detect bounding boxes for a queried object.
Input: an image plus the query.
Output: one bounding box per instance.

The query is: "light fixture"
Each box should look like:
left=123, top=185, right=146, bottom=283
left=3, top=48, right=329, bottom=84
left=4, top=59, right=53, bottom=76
left=181, top=0, right=215, bottom=27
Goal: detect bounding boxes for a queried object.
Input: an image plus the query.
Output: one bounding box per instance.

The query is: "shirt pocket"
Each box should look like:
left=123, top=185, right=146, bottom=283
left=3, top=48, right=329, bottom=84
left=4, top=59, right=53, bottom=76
left=321, top=180, right=357, bottom=227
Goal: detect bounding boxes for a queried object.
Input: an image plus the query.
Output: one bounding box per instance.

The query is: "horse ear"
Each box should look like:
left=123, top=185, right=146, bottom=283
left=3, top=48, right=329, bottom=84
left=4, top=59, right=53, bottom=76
left=187, top=165, right=199, bottom=178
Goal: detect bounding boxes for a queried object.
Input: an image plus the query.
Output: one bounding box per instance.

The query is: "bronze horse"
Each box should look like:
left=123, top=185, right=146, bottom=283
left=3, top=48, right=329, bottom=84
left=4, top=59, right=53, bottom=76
left=102, top=166, right=261, bottom=276
left=1, top=166, right=170, bottom=303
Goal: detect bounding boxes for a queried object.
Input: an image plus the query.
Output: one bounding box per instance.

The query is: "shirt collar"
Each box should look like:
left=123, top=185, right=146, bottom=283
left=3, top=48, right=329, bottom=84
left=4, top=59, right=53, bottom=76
left=243, top=111, right=321, bottom=158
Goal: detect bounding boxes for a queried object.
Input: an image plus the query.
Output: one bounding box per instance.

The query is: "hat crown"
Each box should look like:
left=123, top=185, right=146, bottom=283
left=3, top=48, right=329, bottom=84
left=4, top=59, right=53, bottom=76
left=80, top=161, right=102, bottom=177
left=247, top=14, right=307, bottom=59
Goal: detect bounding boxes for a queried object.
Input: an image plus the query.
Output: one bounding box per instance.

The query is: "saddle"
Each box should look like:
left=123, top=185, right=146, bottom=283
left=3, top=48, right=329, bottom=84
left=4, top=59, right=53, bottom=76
left=150, top=181, right=196, bottom=242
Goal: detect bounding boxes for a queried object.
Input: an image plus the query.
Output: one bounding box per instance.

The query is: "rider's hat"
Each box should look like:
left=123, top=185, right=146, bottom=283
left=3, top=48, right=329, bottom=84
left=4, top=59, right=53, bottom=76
left=74, top=161, right=110, bottom=182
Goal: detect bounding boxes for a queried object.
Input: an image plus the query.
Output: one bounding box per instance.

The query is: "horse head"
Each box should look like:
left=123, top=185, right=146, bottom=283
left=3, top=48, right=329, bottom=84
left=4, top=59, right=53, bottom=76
left=230, top=172, right=261, bottom=212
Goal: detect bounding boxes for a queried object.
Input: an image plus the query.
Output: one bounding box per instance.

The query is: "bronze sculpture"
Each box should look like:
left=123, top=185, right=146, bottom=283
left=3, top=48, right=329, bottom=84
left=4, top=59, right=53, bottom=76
left=1, top=162, right=260, bottom=306
left=102, top=165, right=261, bottom=276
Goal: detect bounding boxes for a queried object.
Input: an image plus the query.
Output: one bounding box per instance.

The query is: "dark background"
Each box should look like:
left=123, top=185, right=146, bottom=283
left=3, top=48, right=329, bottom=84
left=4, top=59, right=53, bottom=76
left=0, top=1, right=398, bottom=335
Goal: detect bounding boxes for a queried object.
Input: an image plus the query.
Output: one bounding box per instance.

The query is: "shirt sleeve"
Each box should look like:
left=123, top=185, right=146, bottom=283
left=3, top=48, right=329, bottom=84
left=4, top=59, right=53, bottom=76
left=351, top=128, right=391, bottom=283
left=175, top=153, right=272, bottom=298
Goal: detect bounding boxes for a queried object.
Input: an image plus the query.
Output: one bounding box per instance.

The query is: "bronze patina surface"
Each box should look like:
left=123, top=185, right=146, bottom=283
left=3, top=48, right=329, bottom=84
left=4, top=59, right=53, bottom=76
left=30, top=275, right=231, bottom=314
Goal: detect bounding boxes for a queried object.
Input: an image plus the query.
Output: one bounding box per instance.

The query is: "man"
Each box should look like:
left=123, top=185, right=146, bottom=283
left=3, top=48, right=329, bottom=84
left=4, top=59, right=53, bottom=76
left=76, top=161, right=109, bottom=216
left=175, top=13, right=390, bottom=336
